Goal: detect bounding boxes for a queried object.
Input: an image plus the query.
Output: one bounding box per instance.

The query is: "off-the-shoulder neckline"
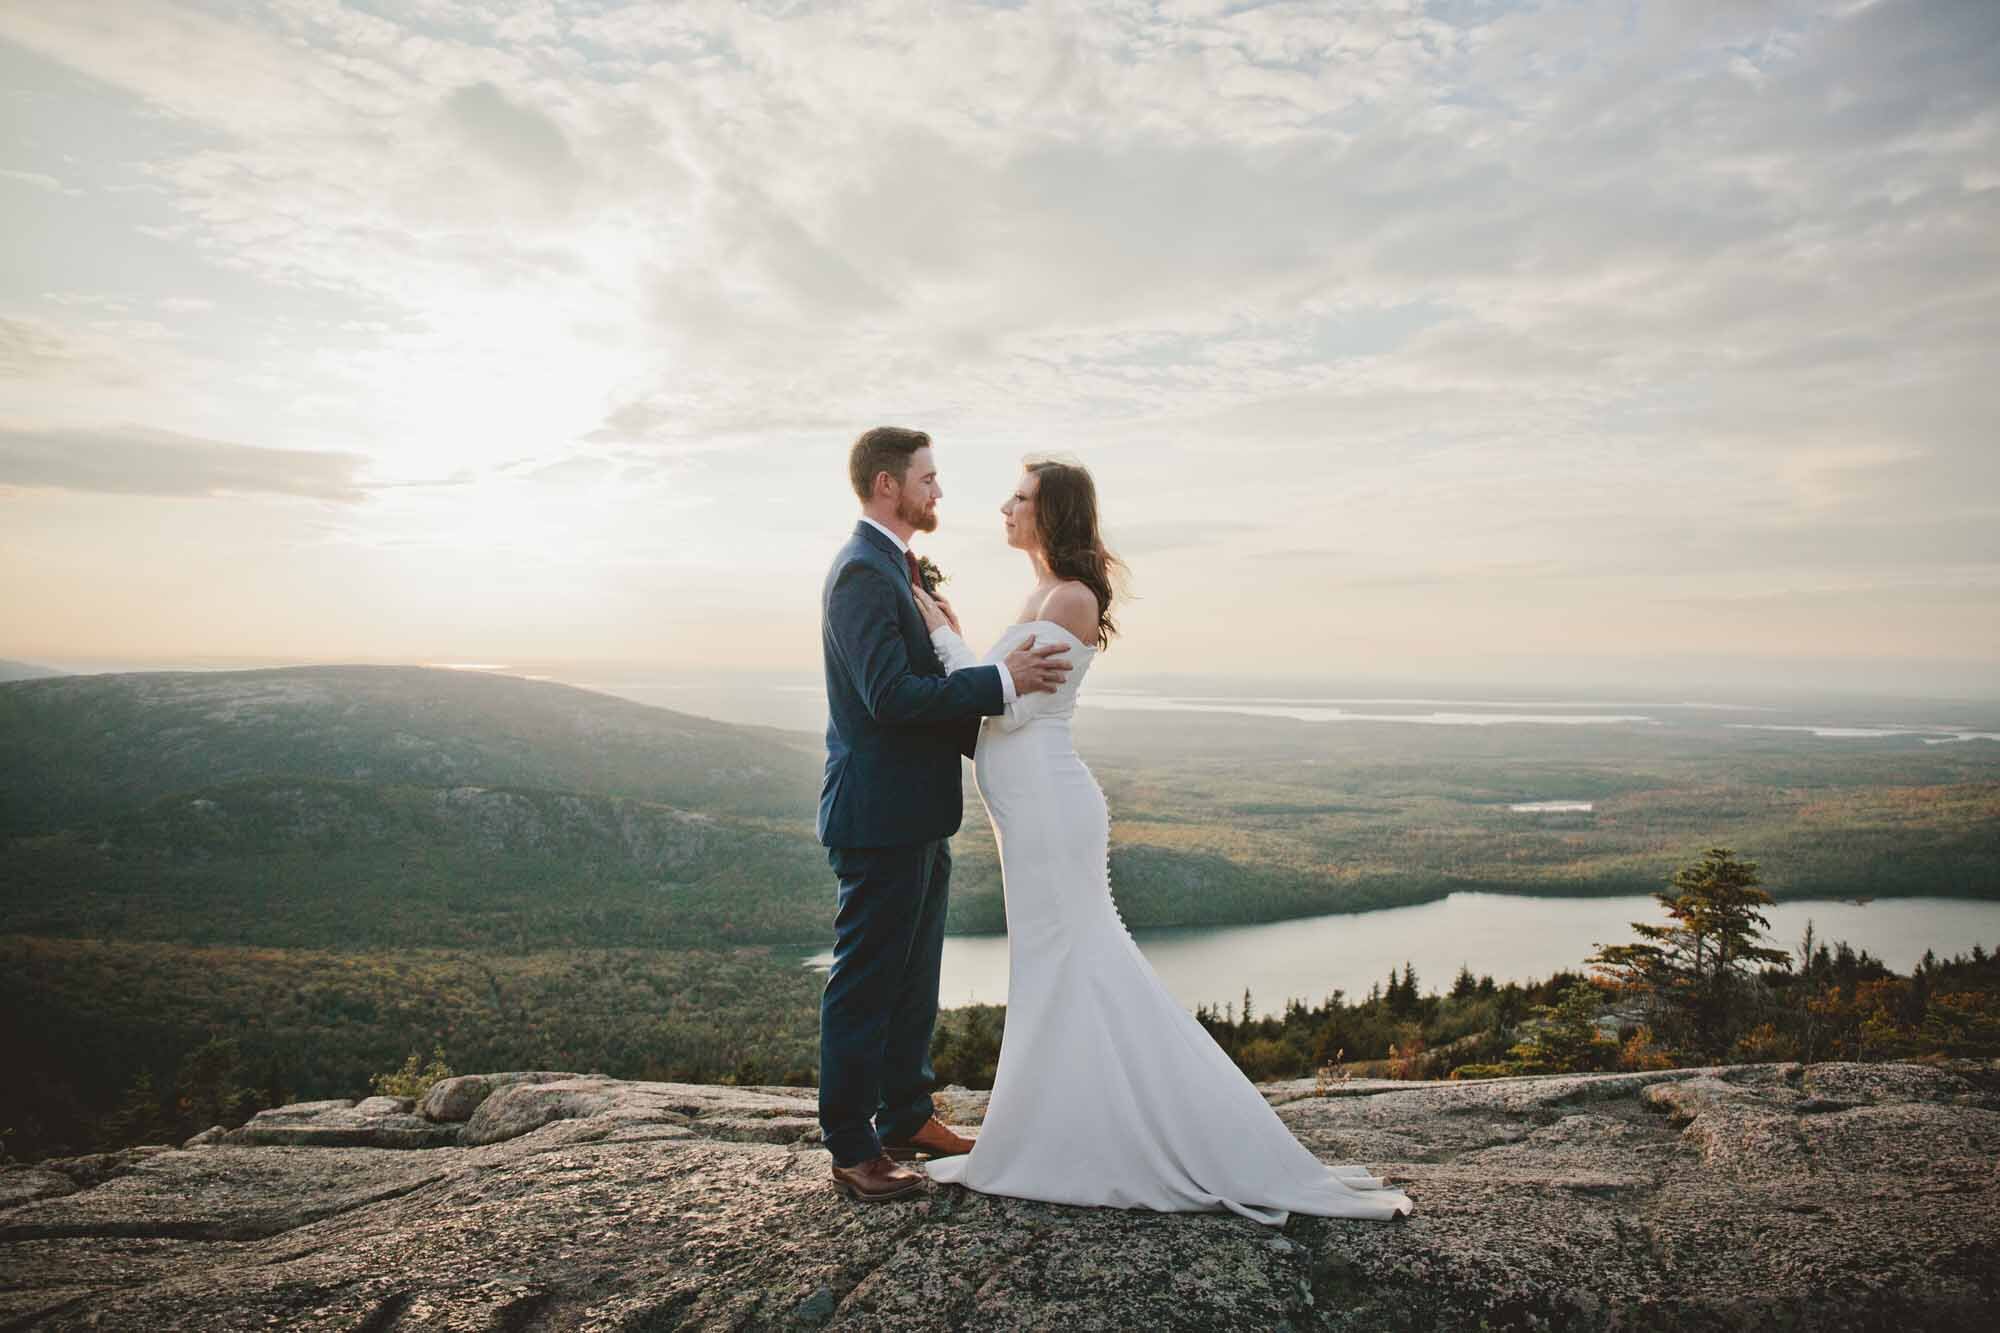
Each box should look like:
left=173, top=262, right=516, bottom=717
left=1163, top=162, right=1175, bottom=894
left=1004, top=618, right=1099, bottom=652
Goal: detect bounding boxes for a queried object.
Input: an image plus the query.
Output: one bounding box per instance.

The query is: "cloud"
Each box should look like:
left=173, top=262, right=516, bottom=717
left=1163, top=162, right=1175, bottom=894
left=0, top=319, right=74, bottom=379
left=0, top=168, right=69, bottom=193
left=442, top=82, right=579, bottom=182
left=0, top=0, right=1993, bottom=677
left=0, top=425, right=370, bottom=501
left=1110, top=519, right=1268, bottom=558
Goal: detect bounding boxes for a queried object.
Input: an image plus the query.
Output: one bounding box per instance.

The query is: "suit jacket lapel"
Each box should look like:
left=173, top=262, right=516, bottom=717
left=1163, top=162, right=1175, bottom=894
left=853, top=519, right=902, bottom=560
left=853, top=521, right=916, bottom=606
left=849, top=521, right=936, bottom=670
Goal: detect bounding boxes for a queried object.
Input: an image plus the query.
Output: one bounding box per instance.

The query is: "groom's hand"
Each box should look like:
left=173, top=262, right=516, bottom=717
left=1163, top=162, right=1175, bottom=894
left=1005, top=635, right=1072, bottom=696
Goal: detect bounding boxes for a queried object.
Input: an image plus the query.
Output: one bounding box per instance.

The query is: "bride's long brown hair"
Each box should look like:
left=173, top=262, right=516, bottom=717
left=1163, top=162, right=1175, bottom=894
left=1025, top=455, right=1129, bottom=650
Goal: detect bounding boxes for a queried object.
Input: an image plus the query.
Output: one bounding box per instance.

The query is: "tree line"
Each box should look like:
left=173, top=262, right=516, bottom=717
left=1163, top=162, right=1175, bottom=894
left=9, top=847, right=1995, bottom=1165
left=935, top=847, right=2000, bottom=1088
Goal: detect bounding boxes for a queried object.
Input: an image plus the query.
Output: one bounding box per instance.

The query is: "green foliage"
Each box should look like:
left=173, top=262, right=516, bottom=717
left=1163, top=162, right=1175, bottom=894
left=0, top=777, right=834, bottom=951
left=6, top=668, right=1996, bottom=958
left=1184, top=925, right=2000, bottom=1087
left=1503, top=981, right=1620, bottom=1075
left=930, top=1004, right=1005, bottom=1089
left=0, top=936, right=824, bottom=1162
left=103, top=1071, right=169, bottom=1145
left=372, top=1044, right=455, bottom=1100
left=939, top=715, right=2000, bottom=932
left=1789, top=933, right=2000, bottom=1062
left=1588, top=847, right=1795, bottom=1056
left=1191, top=965, right=1586, bottom=1081
left=4, top=666, right=1996, bottom=1166
left=1448, top=1063, right=1520, bottom=1081
left=172, top=1036, right=263, bottom=1137
left=0, top=665, right=820, bottom=839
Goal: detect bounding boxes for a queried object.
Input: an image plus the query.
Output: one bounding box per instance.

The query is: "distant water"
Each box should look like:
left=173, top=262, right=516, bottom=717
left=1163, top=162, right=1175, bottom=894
left=806, top=893, right=2000, bottom=1012
left=26, top=659, right=1998, bottom=742
left=574, top=679, right=2000, bottom=742
left=1727, top=723, right=2000, bottom=744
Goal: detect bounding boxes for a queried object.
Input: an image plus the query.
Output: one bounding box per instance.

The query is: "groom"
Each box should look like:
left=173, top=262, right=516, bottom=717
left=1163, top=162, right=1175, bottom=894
left=818, top=426, right=1071, bottom=1202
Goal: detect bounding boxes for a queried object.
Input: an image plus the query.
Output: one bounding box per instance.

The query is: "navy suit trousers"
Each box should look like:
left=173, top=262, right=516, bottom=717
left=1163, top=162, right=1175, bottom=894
left=818, top=839, right=952, bottom=1167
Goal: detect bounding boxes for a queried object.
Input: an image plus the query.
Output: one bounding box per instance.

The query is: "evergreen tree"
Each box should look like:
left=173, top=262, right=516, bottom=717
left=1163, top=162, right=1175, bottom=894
left=1387, top=961, right=1418, bottom=1017
left=102, top=1070, right=169, bottom=1147
left=173, top=1036, right=255, bottom=1139
left=1506, top=980, right=1618, bottom=1074
left=1451, top=964, right=1478, bottom=1000
left=1588, top=847, right=1792, bottom=1055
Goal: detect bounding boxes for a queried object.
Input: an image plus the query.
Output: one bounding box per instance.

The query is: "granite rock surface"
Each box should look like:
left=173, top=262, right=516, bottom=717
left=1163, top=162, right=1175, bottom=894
left=2, top=1061, right=1995, bottom=1331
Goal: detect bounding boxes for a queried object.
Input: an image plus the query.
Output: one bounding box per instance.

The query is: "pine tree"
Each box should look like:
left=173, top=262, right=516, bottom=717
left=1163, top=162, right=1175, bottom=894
left=1386, top=962, right=1418, bottom=1017
left=103, top=1070, right=169, bottom=1147
left=1451, top=963, right=1478, bottom=1000
left=1588, top=847, right=1793, bottom=1055
left=1506, top=980, right=1618, bottom=1074
left=173, top=1037, right=253, bottom=1139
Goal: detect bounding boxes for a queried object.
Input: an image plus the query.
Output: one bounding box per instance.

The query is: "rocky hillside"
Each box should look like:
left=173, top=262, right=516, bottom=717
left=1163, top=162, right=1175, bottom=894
left=1, top=774, right=835, bottom=949
left=0, top=665, right=837, bottom=951
left=2, top=1060, right=1994, bottom=1330
left=0, top=664, right=821, bottom=836
left=0, top=659, right=62, bottom=683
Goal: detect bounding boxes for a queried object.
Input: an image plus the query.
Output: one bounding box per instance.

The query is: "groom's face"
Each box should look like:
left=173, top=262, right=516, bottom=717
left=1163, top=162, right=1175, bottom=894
left=894, top=446, right=942, bottom=534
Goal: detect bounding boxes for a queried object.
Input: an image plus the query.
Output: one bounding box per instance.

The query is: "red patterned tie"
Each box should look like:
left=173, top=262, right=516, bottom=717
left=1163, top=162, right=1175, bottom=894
left=905, top=550, right=921, bottom=590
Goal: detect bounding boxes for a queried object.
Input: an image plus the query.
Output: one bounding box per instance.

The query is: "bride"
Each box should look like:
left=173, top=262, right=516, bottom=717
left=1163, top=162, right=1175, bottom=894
left=910, top=456, right=1414, bottom=1225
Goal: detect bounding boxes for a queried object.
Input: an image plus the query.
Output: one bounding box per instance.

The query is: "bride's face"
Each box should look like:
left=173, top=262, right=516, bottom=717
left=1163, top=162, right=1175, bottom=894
left=1000, top=471, right=1038, bottom=552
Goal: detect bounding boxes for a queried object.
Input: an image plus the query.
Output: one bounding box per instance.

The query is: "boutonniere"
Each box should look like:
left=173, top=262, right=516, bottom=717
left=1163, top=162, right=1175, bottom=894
left=915, top=555, right=948, bottom=595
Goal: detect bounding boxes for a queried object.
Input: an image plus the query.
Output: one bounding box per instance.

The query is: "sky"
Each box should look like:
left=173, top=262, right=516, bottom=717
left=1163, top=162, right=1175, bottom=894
left=2, top=0, right=1996, bottom=697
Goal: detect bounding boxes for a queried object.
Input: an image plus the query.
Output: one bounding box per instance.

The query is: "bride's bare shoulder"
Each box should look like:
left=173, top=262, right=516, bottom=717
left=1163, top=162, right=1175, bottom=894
left=1037, top=580, right=1100, bottom=647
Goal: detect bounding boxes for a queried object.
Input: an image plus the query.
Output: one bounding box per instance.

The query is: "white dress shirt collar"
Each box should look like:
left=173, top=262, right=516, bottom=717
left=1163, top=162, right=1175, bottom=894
left=863, top=513, right=1014, bottom=703
left=859, top=515, right=910, bottom=557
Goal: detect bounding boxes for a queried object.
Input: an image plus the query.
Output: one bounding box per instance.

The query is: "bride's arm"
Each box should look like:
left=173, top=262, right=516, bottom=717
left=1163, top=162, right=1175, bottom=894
left=930, top=624, right=1073, bottom=733
left=918, top=589, right=992, bottom=681
left=930, top=624, right=981, bottom=673
left=918, top=587, right=1076, bottom=729
left=917, top=587, right=1017, bottom=709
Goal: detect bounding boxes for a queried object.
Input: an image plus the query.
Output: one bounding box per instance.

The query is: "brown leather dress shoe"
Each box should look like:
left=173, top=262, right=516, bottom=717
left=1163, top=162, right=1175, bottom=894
left=829, top=1153, right=925, bottom=1202
left=880, top=1115, right=976, bottom=1162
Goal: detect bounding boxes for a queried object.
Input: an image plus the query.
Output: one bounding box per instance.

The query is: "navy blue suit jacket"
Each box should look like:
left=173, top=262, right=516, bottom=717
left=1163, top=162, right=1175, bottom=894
left=818, top=521, right=1006, bottom=849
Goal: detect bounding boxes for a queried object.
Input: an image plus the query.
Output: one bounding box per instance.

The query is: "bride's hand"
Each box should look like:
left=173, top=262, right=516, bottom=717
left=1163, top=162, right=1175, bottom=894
left=930, top=590, right=963, bottom=636
left=913, top=585, right=955, bottom=634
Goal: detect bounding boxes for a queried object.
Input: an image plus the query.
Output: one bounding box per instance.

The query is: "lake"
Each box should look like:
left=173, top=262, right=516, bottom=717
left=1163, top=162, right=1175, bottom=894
left=805, top=893, right=2000, bottom=1012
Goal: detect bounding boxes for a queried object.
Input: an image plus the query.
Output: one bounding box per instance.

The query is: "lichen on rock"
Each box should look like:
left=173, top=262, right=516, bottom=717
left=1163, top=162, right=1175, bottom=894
left=0, top=1060, right=1994, bottom=1330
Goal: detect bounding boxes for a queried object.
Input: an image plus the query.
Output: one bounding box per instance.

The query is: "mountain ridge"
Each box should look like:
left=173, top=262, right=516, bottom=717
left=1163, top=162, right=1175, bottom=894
left=0, top=664, right=823, bottom=838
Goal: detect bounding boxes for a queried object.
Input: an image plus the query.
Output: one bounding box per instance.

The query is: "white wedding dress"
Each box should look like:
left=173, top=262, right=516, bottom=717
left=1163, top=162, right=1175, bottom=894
left=924, top=619, right=1414, bottom=1225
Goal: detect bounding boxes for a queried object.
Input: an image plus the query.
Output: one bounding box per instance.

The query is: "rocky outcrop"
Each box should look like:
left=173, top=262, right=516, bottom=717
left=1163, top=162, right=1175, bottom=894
left=2, top=1061, right=1995, bottom=1330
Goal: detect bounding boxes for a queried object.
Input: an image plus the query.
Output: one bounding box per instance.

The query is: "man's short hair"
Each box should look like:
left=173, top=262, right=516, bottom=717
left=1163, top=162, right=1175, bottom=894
left=848, top=426, right=930, bottom=502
